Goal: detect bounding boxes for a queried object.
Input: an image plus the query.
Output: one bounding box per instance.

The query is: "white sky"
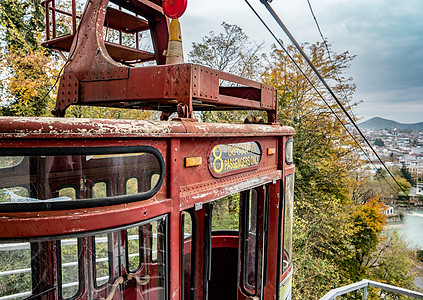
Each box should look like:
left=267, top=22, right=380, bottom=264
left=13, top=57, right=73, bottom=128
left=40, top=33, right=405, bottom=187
left=179, top=0, right=423, bottom=123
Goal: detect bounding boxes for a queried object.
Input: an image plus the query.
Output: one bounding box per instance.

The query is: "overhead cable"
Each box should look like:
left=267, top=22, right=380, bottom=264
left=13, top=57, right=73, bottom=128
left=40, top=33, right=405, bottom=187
left=305, top=0, right=358, bottom=120
left=245, top=0, right=405, bottom=193
left=304, top=0, right=396, bottom=190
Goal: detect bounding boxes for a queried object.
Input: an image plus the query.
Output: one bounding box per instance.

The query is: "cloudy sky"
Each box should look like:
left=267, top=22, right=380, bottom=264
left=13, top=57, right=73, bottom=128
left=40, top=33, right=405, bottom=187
left=180, top=0, right=423, bottom=123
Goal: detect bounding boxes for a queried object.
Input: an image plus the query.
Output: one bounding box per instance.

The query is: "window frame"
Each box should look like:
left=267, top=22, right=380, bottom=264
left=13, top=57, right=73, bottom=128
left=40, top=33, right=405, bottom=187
left=126, top=225, right=143, bottom=272
left=92, top=233, right=112, bottom=288
left=90, top=180, right=110, bottom=199
left=0, top=146, right=165, bottom=213
left=57, top=238, right=83, bottom=300
left=241, top=188, right=259, bottom=296
left=56, top=184, right=79, bottom=200
left=282, top=174, right=294, bottom=274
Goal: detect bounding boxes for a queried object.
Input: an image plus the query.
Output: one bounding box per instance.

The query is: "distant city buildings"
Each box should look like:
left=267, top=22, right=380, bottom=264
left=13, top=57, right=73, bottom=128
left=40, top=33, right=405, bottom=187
left=361, top=128, right=423, bottom=181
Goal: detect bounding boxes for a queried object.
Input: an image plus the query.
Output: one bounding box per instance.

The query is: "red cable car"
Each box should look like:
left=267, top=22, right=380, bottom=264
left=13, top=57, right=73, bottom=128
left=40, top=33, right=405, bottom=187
left=0, top=1, right=295, bottom=299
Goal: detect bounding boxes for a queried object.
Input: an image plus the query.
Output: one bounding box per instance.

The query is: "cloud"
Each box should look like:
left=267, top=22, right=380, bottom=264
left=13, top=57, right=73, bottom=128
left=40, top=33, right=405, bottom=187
left=182, top=0, right=423, bottom=122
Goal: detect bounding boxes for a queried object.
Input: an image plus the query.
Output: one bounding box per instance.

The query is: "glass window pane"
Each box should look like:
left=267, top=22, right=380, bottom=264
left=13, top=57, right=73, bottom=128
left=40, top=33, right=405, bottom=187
left=151, top=174, right=160, bottom=190
left=125, top=217, right=167, bottom=300
left=0, top=156, right=24, bottom=169
left=182, top=212, right=195, bottom=300
left=92, top=181, right=108, bottom=198
left=0, top=242, right=31, bottom=299
left=94, top=234, right=110, bottom=287
left=127, top=226, right=141, bottom=271
left=243, top=189, right=258, bottom=292
left=151, top=222, right=158, bottom=262
left=0, top=187, right=29, bottom=203
left=58, top=187, right=77, bottom=200
left=211, top=193, right=240, bottom=231
left=60, top=238, right=80, bottom=298
left=283, top=174, right=294, bottom=273
left=0, top=151, right=162, bottom=208
left=142, top=217, right=167, bottom=300
left=126, top=177, right=139, bottom=195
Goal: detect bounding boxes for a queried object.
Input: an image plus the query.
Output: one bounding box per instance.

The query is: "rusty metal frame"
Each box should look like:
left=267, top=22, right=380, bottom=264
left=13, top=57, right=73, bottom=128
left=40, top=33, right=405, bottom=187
left=44, top=0, right=278, bottom=121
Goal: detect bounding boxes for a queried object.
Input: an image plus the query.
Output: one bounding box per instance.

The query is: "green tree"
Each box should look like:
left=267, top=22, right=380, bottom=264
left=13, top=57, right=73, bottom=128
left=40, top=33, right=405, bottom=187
left=189, top=22, right=265, bottom=80
left=0, top=0, right=59, bottom=117
left=262, top=41, right=367, bottom=298
left=188, top=22, right=266, bottom=123
left=401, top=166, right=413, bottom=186
left=374, top=138, right=385, bottom=147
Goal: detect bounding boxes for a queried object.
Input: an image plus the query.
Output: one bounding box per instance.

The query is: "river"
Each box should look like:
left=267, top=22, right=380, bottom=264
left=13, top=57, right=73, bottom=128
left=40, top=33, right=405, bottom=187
left=387, top=210, right=423, bottom=249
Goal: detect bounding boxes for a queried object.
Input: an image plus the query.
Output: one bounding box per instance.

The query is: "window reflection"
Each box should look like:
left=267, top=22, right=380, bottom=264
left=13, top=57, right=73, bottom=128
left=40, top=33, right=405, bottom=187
left=0, top=242, right=31, bottom=299
left=243, top=189, right=258, bottom=293
left=0, top=151, right=162, bottom=207
left=283, top=174, right=294, bottom=273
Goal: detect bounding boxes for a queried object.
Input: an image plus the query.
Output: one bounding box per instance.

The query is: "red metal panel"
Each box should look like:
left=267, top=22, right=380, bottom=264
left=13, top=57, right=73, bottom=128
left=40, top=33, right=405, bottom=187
left=263, top=181, right=281, bottom=299
left=0, top=199, right=171, bottom=238
left=261, top=83, right=277, bottom=110
left=168, top=138, right=182, bottom=300
left=211, top=235, right=239, bottom=248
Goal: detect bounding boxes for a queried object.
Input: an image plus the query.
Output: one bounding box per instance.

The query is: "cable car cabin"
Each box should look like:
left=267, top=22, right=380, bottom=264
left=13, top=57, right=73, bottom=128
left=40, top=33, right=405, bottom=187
left=0, top=120, right=294, bottom=300
left=0, top=0, right=295, bottom=299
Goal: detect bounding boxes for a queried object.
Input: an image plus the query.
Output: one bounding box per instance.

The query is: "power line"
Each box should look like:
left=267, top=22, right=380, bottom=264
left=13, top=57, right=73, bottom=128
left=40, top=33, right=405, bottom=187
left=305, top=0, right=358, bottom=121
left=304, top=0, right=398, bottom=191
left=245, top=0, right=405, bottom=193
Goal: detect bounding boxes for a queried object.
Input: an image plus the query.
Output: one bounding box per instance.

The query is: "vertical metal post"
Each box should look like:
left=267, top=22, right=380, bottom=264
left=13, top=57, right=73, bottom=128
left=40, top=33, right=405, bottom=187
left=72, top=0, right=77, bottom=34
left=52, top=0, right=56, bottom=39
left=135, top=14, right=139, bottom=49
left=363, top=286, right=368, bottom=300
left=45, top=0, right=50, bottom=40
left=119, top=6, right=123, bottom=45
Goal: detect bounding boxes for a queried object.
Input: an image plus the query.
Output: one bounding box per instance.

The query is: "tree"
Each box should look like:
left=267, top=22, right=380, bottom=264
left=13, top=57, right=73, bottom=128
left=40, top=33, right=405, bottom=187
left=262, top=41, right=370, bottom=298
left=0, top=0, right=154, bottom=120
left=0, top=0, right=59, bottom=117
left=189, top=22, right=265, bottom=80
left=367, top=231, right=417, bottom=299
left=401, top=166, right=413, bottom=186
left=188, top=22, right=267, bottom=123
left=374, top=138, right=385, bottom=147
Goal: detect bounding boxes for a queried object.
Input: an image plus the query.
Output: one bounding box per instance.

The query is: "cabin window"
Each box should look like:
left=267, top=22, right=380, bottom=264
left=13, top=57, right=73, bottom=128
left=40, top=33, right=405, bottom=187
left=92, top=181, right=109, bottom=198
left=93, top=233, right=111, bottom=287
left=211, top=193, right=240, bottom=231
left=285, top=139, right=293, bottom=165
left=127, top=226, right=142, bottom=271
left=0, top=186, right=29, bottom=203
left=145, top=216, right=167, bottom=300
left=151, top=221, right=159, bottom=262
left=58, top=186, right=77, bottom=200
left=151, top=173, right=160, bottom=190
left=0, top=147, right=164, bottom=212
left=0, top=156, right=24, bottom=169
left=125, top=216, right=168, bottom=300
left=242, top=189, right=259, bottom=294
left=0, top=242, right=31, bottom=299
left=58, top=238, right=81, bottom=299
left=125, top=177, right=139, bottom=195
left=282, top=174, right=294, bottom=273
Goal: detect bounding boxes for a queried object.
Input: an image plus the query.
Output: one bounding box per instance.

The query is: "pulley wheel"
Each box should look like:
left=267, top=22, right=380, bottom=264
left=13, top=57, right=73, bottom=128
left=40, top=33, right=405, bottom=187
left=163, top=0, right=187, bottom=19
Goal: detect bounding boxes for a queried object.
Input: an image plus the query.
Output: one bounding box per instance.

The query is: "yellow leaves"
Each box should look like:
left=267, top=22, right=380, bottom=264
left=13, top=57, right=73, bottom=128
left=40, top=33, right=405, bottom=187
left=1, top=41, right=61, bottom=116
